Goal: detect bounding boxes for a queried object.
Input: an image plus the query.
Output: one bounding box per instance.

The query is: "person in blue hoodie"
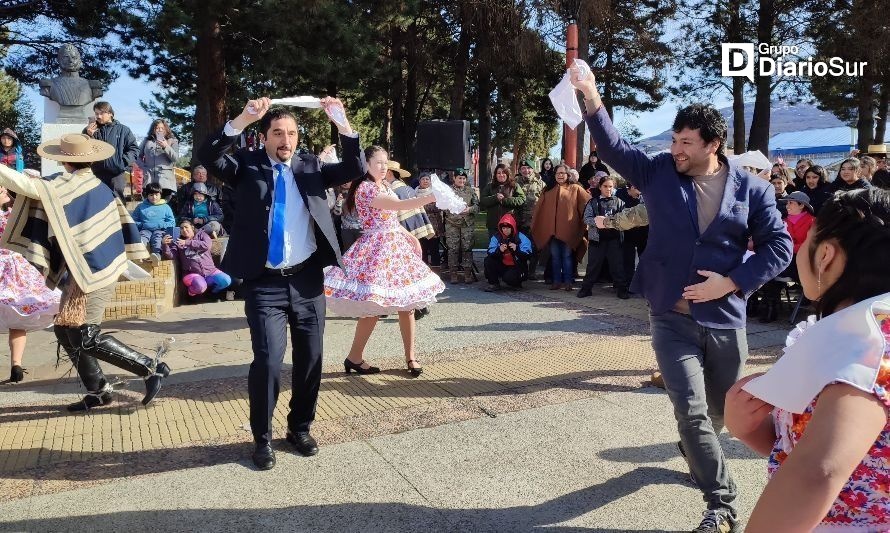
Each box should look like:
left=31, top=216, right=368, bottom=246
left=132, top=182, right=175, bottom=263
left=483, top=213, right=532, bottom=292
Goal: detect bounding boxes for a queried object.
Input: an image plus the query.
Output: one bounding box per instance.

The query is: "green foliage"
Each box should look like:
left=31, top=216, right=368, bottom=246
left=0, top=71, right=39, bottom=168
left=587, top=0, right=675, bottom=117
left=0, top=0, right=126, bottom=87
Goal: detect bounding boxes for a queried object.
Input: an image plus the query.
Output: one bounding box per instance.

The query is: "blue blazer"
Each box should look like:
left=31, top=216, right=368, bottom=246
left=198, top=129, right=364, bottom=281
left=585, top=107, right=792, bottom=329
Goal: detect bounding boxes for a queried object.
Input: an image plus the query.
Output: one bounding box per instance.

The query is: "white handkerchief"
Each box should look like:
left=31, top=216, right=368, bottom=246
left=742, top=293, right=890, bottom=413
left=429, top=174, right=467, bottom=214
left=248, top=96, right=323, bottom=114
left=269, top=96, right=322, bottom=108
left=548, top=59, right=592, bottom=130
left=549, top=73, right=582, bottom=129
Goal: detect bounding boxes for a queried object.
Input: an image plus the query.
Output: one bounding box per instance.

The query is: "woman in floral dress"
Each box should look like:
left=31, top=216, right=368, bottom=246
left=0, top=185, right=61, bottom=382
left=726, top=188, right=890, bottom=531
left=325, top=146, right=445, bottom=377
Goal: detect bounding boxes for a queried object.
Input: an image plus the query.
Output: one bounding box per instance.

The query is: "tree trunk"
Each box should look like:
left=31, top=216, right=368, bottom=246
left=875, top=82, right=888, bottom=144
left=448, top=2, right=472, bottom=120
left=747, top=0, right=775, bottom=154
left=404, top=20, right=419, bottom=170
left=327, top=80, right=339, bottom=147
left=390, top=24, right=406, bottom=165
left=732, top=77, right=746, bottom=153
left=192, top=8, right=227, bottom=165
left=856, top=73, right=876, bottom=151
left=477, top=74, right=494, bottom=185
left=729, top=0, right=746, bottom=153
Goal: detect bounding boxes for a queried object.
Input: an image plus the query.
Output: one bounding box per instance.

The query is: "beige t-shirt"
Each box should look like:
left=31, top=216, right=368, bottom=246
left=674, top=162, right=729, bottom=314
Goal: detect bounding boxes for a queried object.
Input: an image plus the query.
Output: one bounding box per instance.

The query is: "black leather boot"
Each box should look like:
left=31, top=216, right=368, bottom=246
left=143, top=362, right=171, bottom=406
left=76, top=325, right=155, bottom=376
left=72, top=324, right=170, bottom=406
left=57, top=325, right=114, bottom=412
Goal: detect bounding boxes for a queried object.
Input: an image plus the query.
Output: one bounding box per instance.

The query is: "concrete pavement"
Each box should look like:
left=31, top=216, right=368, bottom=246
left=0, top=280, right=793, bottom=531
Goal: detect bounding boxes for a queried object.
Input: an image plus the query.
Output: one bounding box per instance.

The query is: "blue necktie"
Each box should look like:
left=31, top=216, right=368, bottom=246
left=268, top=163, right=287, bottom=266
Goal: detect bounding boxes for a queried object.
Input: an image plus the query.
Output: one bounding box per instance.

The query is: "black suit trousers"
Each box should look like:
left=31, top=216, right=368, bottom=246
left=243, top=261, right=325, bottom=445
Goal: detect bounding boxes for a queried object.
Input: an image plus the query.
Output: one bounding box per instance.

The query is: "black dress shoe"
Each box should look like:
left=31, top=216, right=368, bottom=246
left=67, top=392, right=113, bottom=412
left=252, top=443, right=276, bottom=470
left=286, top=431, right=319, bottom=456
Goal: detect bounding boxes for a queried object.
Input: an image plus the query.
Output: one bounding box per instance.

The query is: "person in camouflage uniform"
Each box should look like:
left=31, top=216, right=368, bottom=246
left=514, top=160, right=545, bottom=279
left=444, top=171, right=479, bottom=283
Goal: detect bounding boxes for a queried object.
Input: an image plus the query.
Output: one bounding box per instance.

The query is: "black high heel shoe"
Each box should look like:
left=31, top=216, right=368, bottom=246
left=9, top=365, right=24, bottom=383
left=344, top=358, right=380, bottom=375
left=406, top=359, right=423, bottom=377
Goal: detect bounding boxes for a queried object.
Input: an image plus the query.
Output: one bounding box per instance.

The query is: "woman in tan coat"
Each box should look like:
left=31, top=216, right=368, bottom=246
left=531, top=164, right=591, bottom=290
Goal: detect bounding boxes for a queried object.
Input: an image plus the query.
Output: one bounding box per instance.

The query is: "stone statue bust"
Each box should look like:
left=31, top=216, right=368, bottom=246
left=38, top=44, right=103, bottom=123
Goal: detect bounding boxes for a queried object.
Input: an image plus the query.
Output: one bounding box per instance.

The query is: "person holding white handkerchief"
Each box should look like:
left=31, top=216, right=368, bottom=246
left=726, top=188, right=890, bottom=531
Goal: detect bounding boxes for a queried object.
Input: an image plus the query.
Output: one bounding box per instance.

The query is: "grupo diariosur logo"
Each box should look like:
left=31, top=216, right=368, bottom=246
left=721, top=43, right=868, bottom=82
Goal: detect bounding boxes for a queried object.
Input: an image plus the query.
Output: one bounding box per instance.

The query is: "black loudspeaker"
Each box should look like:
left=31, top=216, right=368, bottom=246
left=415, top=120, right=470, bottom=170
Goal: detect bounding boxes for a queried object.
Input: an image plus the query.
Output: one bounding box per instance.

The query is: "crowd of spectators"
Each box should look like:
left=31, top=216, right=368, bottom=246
left=9, top=103, right=890, bottom=309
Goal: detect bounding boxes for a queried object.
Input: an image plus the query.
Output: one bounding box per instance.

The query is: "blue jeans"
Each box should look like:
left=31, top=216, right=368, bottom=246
left=548, top=238, right=574, bottom=284
left=140, top=229, right=167, bottom=253
left=649, top=311, right=747, bottom=516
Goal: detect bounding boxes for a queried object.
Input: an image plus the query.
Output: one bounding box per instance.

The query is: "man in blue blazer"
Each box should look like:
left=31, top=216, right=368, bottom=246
left=572, top=70, right=791, bottom=532
left=199, top=97, right=364, bottom=470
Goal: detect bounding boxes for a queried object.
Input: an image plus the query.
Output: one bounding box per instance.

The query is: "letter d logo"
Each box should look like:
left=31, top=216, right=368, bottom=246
left=722, top=43, right=755, bottom=83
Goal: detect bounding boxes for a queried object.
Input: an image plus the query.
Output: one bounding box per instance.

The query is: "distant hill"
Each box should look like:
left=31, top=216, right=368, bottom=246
left=636, top=102, right=847, bottom=153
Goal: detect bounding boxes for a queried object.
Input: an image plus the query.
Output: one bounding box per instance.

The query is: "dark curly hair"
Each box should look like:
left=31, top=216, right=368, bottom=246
left=809, top=188, right=890, bottom=316
left=258, top=107, right=298, bottom=138
left=672, top=104, right=728, bottom=155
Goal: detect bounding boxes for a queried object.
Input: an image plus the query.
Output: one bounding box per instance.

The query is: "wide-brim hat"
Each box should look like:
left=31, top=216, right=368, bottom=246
left=386, top=160, right=411, bottom=178
left=785, top=191, right=814, bottom=214
left=867, top=144, right=888, bottom=158
left=37, top=133, right=115, bottom=163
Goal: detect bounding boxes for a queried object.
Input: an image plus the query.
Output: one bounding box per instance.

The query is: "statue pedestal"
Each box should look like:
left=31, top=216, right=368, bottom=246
left=41, top=123, right=90, bottom=176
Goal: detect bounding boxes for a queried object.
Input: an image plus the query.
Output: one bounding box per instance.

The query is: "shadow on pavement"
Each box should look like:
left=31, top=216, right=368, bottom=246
left=102, top=316, right=249, bottom=335
left=597, top=433, right=762, bottom=464
left=0, top=466, right=686, bottom=532
left=321, top=368, right=653, bottom=399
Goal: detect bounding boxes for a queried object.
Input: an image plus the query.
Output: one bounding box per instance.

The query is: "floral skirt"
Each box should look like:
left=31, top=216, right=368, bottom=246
left=0, top=250, right=61, bottom=331
left=324, top=228, right=445, bottom=317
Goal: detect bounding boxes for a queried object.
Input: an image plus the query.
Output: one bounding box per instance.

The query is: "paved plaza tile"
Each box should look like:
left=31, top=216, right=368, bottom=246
left=0, top=281, right=790, bottom=530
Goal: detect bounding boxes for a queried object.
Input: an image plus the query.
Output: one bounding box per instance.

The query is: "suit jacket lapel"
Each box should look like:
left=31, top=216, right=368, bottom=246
left=259, top=155, right=275, bottom=208
left=290, top=157, right=312, bottom=214
left=679, top=178, right=701, bottom=236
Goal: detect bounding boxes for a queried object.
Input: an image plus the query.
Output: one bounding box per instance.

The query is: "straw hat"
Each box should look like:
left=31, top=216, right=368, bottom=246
left=866, top=144, right=888, bottom=158
left=37, top=133, right=115, bottom=163
left=386, top=160, right=411, bottom=178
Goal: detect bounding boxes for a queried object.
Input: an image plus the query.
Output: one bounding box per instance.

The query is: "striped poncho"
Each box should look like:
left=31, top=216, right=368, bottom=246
left=0, top=170, right=148, bottom=293
left=390, top=179, right=435, bottom=239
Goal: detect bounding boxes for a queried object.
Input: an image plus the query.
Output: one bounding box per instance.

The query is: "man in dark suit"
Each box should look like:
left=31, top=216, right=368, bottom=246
left=572, top=70, right=791, bottom=532
left=199, top=97, right=363, bottom=470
